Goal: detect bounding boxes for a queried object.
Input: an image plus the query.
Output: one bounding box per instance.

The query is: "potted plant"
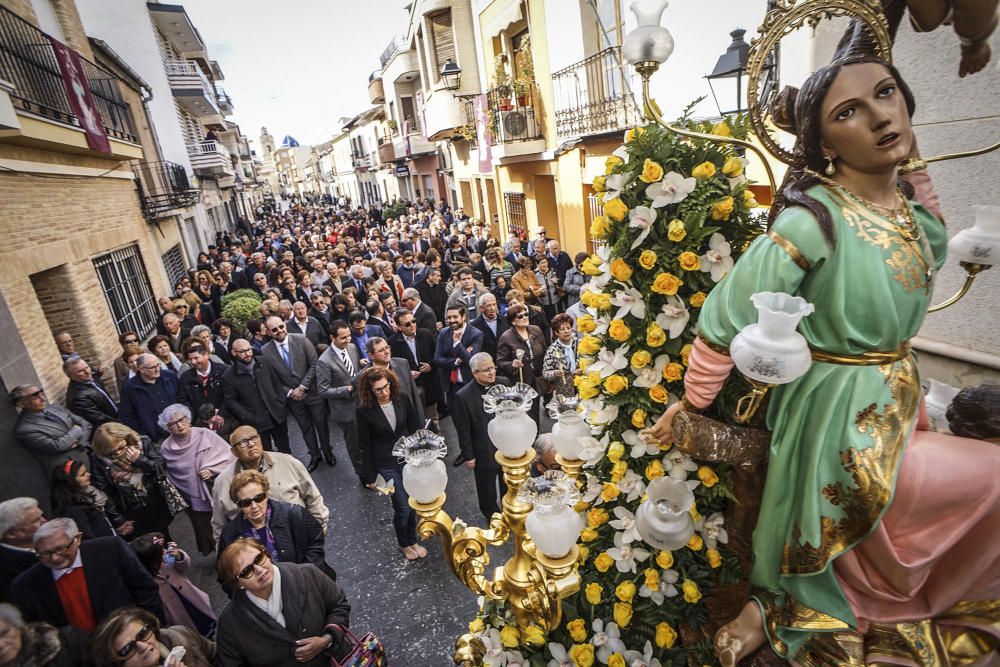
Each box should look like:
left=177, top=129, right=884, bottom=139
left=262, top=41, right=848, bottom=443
left=492, top=54, right=513, bottom=110
left=387, top=118, right=398, bottom=133
left=513, top=38, right=535, bottom=107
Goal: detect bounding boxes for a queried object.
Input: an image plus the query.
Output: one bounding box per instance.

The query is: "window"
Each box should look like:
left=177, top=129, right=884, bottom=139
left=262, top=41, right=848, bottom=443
left=93, top=245, right=158, bottom=336
left=161, top=244, right=186, bottom=289
left=504, top=192, right=527, bottom=238
left=428, top=10, right=456, bottom=80
left=595, top=0, right=623, bottom=49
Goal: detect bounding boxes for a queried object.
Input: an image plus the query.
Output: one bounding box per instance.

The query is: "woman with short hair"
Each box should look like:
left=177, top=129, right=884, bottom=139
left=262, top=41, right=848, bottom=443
left=87, top=606, right=214, bottom=667
left=0, top=602, right=85, bottom=667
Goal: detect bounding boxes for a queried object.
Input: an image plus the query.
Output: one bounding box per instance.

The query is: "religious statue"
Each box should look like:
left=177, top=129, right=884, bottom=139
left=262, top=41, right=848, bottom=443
left=643, top=54, right=1000, bottom=666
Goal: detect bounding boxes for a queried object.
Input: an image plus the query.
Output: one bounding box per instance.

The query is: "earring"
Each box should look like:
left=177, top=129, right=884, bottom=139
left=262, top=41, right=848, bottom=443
left=824, top=155, right=836, bottom=176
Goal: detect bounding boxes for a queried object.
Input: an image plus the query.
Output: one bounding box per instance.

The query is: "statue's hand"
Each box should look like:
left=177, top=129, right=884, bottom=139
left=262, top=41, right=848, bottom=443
left=641, top=400, right=685, bottom=446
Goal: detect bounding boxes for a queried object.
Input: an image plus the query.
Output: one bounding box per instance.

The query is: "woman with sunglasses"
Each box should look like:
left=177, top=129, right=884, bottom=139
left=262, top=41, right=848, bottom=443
left=216, top=538, right=351, bottom=666
left=217, top=471, right=335, bottom=583
left=88, top=606, right=214, bottom=667
left=496, top=304, right=547, bottom=420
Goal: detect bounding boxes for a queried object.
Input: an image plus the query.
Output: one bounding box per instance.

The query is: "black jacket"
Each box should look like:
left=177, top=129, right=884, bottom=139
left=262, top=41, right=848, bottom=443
left=222, top=359, right=287, bottom=430
left=356, top=397, right=421, bottom=483
left=61, top=503, right=117, bottom=540
left=11, top=536, right=165, bottom=627
left=0, top=544, right=36, bottom=602
left=64, top=378, right=118, bottom=429
left=179, top=361, right=231, bottom=419
left=218, top=500, right=332, bottom=579
left=452, top=377, right=512, bottom=470
left=415, top=280, right=448, bottom=323
left=389, top=329, right=442, bottom=406
left=471, top=314, right=510, bottom=359
left=89, top=439, right=172, bottom=535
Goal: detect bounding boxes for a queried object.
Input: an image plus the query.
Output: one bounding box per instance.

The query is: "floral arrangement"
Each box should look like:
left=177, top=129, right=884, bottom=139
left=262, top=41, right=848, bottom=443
left=469, top=114, right=765, bottom=666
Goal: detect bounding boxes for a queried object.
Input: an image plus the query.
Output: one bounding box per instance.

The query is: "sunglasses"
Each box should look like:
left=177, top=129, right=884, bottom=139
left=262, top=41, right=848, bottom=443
left=116, top=624, right=153, bottom=659
left=237, top=550, right=269, bottom=579
left=236, top=492, right=267, bottom=508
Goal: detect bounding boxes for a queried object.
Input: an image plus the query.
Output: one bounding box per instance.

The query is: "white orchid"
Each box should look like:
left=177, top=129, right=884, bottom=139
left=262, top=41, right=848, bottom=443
left=546, top=643, right=573, bottom=667
left=605, top=173, right=626, bottom=200
left=696, top=512, right=730, bottom=549
left=591, top=619, right=627, bottom=663
left=700, top=232, right=734, bottom=282
left=582, top=473, right=604, bottom=503
left=638, top=568, right=679, bottom=605
left=580, top=432, right=610, bottom=468
left=611, top=284, right=646, bottom=320
left=628, top=205, right=657, bottom=250
left=589, top=344, right=630, bottom=378
left=609, top=506, right=642, bottom=544
left=664, top=449, right=699, bottom=488
left=624, top=640, right=664, bottom=667
left=655, top=295, right=690, bottom=339
left=618, top=469, right=646, bottom=502
left=645, top=171, right=696, bottom=208
left=607, top=530, right=651, bottom=573
left=622, top=429, right=659, bottom=458
left=503, top=650, right=527, bottom=667
left=586, top=398, right=619, bottom=426
left=479, top=629, right=507, bottom=667
left=632, top=354, right=670, bottom=388
left=587, top=244, right=614, bottom=290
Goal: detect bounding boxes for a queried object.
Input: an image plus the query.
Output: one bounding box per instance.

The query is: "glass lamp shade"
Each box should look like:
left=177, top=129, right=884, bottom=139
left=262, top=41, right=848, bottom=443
left=948, top=205, right=1000, bottom=266
left=622, top=0, right=675, bottom=65
left=393, top=430, right=449, bottom=503
left=730, top=291, right=814, bottom=385
left=547, top=395, right=591, bottom=460
left=487, top=410, right=538, bottom=458
left=635, top=477, right=695, bottom=551
left=518, top=471, right=583, bottom=558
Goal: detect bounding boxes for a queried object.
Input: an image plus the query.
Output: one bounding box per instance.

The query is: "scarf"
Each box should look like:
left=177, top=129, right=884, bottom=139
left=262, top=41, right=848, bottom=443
left=246, top=563, right=285, bottom=627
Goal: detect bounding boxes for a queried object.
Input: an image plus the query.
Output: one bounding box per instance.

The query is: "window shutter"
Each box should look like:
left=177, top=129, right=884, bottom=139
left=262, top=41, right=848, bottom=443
left=430, top=10, right=455, bottom=75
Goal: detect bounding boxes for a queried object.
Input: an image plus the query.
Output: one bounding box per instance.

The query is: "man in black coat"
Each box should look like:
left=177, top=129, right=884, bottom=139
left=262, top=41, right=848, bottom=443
left=470, top=293, right=509, bottom=359
left=0, top=497, right=45, bottom=602
left=415, top=267, right=448, bottom=324
left=451, top=352, right=511, bottom=519
left=63, top=356, right=118, bottom=429
left=390, top=308, right=442, bottom=428
left=11, top=518, right=164, bottom=630
left=178, top=343, right=229, bottom=429
left=401, top=287, right=438, bottom=336
left=222, top=340, right=290, bottom=454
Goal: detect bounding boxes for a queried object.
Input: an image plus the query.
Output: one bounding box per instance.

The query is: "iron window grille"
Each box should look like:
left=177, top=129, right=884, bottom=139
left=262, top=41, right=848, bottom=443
left=93, top=245, right=158, bottom=337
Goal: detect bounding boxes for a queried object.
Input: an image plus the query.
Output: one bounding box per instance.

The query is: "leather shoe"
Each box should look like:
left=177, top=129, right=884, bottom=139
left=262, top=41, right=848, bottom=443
left=322, top=450, right=337, bottom=466
left=306, top=456, right=322, bottom=473
left=452, top=454, right=465, bottom=468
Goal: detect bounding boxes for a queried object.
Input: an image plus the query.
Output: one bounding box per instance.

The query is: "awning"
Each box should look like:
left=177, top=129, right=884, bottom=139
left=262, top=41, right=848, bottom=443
left=483, top=1, right=523, bottom=39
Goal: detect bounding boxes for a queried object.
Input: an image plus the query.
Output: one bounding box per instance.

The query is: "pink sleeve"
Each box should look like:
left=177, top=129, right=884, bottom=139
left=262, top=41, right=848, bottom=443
left=683, top=337, right=735, bottom=409
left=904, top=169, right=943, bottom=222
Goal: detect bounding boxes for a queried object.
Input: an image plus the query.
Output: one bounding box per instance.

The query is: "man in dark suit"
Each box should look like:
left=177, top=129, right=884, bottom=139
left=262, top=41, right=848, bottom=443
left=260, top=317, right=333, bottom=472
left=177, top=343, right=229, bottom=430
left=401, top=287, right=437, bottom=336
left=63, top=356, right=117, bottom=429
left=308, top=291, right=333, bottom=330
left=0, top=497, right=45, bottom=602
left=390, top=308, right=442, bottom=431
left=504, top=237, right=527, bottom=266
left=452, top=353, right=511, bottom=519
left=433, top=305, right=484, bottom=411
left=222, top=340, right=290, bottom=454
left=286, top=301, right=327, bottom=349
left=11, top=518, right=164, bottom=631
left=11, top=385, right=91, bottom=480
left=316, top=320, right=364, bottom=484
left=119, top=354, right=179, bottom=442
left=546, top=239, right=574, bottom=287
left=470, top=293, right=509, bottom=359
left=415, top=267, right=448, bottom=324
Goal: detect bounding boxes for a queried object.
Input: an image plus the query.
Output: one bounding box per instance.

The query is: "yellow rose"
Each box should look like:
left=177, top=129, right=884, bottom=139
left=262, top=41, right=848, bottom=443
left=688, top=534, right=704, bottom=551
left=591, top=293, right=612, bottom=310
left=577, top=335, right=601, bottom=356
left=578, top=383, right=600, bottom=400
left=569, top=643, right=595, bottom=667
left=588, top=507, right=609, bottom=527
left=630, top=349, right=652, bottom=368
left=608, top=319, right=631, bottom=343
left=615, top=580, right=637, bottom=603
left=603, top=197, right=628, bottom=222
left=646, top=323, right=666, bottom=348
left=667, top=218, right=687, bottom=242
left=707, top=548, right=723, bottom=569
left=590, top=216, right=611, bottom=239
left=649, top=384, right=670, bottom=404
left=743, top=188, right=758, bottom=208
left=651, top=272, right=683, bottom=296
left=601, top=482, right=620, bottom=502
left=682, top=578, right=703, bottom=603
left=469, top=617, right=485, bottom=633
left=592, top=175, right=607, bottom=192
left=689, top=291, right=707, bottom=308
left=678, top=251, right=701, bottom=272
left=698, top=465, right=719, bottom=487
left=610, top=258, right=633, bottom=282
left=639, top=158, right=664, bottom=184
left=566, top=618, right=587, bottom=643
left=711, top=196, right=735, bottom=221
left=610, top=459, right=627, bottom=482
left=577, top=544, right=590, bottom=563
left=608, top=654, right=626, bottom=667
left=655, top=622, right=678, bottom=649
left=581, top=256, right=603, bottom=276
left=692, top=161, right=717, bottom=179
left=576, top=314, right=596, bottom=334
left=585, top=583, right=603, bottom=605
left=594, top=551, right=614, bottom=572
left=607, top=441, right=625, bottom=464
left=680, top=343, right=693, bottom=366
left=580, top=527, right=598, bottom=542
left=656, top=550, right=674, bottom=569
left=625, top=126, right=645, bottom=143
left=663, top=363, right=684, bottom=383
left=690, top=505, right=702, bottom=523
left=499, top=624, right=520, bottom=647
left=643, top=568, right=660, bottom=590
left=631, top=408, right=647, bottom=429
left=522, top=624, right=546, bottom=646
left=645, top=458, right=665, bottom=480
left=613, top=602, right=633, bottom=627
left=711, top=121, right=732, bottom=137
left=638, top=249, right=657, bottom=270
left=605, top=155, right=624, bottom=173
left=722, top=155, right=744, bottom=177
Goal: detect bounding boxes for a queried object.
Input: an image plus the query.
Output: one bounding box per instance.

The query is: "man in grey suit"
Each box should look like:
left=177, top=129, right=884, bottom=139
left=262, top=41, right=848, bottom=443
left=366, top=336, right=425, bottom=423
left=316, top=319, right=364, bottom=484
left=260, top=317, right=333, bottom=473
left=11, top=385, right=91, bottom=479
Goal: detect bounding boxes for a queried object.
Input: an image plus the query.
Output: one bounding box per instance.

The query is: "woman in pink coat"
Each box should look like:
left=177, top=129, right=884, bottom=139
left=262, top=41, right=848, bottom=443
left=132, top=532, right=217, bottom=638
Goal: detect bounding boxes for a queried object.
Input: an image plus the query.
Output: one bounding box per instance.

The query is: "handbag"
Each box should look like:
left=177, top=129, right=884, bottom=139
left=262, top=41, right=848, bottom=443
left=156, top=473, right=190, bottom=516
left=326, top=624, right=387, bottom=667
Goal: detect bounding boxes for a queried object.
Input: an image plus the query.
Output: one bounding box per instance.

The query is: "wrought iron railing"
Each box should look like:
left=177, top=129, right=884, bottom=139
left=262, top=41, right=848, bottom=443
left=460, top=96, right=477, bottom=148
left=487, top=82, right=541, bottom=144
left=132, top=160, right=200, bottom=219
left=0, top=4, right=136, bottom=142
left=552, top=46, right=638, bottom=139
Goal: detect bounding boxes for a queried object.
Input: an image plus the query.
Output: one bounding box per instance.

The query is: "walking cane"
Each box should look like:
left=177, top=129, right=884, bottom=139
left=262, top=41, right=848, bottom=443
left=515, top=349, right=524, bottom=384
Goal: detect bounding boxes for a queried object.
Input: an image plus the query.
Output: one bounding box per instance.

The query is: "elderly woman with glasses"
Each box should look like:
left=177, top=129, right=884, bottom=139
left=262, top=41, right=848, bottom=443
left=0, top=602, right=86, bottom=667
left=216, top=538, right=351, bottom=666
left=88, top=606, right=215, bottom=667
left=216, top=471, right=334, bottom=582
left=157, top=404, right=235, bottom=555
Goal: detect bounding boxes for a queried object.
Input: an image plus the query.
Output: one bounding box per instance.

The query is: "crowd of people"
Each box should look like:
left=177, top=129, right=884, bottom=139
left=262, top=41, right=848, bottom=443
left=1, top=194, right=585, bottom=666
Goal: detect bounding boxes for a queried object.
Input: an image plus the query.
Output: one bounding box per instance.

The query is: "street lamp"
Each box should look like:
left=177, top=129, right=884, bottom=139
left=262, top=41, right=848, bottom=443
left=440, top=58, right=462, bottom=91
left=705, top=28, right=750, bottom=116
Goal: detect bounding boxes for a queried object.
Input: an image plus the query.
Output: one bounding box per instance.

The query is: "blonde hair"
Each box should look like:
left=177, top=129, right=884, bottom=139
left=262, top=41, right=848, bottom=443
left=229, top=469, right=269, bottom=503
left=92, top=422, right=142, bottom=458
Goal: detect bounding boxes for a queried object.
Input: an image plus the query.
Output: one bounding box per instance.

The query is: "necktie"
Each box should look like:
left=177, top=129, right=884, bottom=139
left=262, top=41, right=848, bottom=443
left=340, top=350, right=355, bottom=376
left=280, top=344, right=291, bottom=368
left=89, top=381, right=118, bottom=414
left=42, top=409, right=63, bottom=425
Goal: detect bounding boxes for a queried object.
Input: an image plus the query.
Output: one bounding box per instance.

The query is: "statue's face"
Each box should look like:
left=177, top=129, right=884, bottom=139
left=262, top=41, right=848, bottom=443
left=819, top=62, right=912, bottom=175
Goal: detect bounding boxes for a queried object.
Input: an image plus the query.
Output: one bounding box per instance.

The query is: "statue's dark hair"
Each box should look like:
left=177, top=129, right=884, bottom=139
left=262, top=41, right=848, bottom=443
left=946, top=385, right=1000, bottom=440
left=769, top=55, right=917, bottom=247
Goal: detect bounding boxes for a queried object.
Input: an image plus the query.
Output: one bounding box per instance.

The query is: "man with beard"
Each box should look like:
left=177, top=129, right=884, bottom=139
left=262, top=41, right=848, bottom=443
left=433, top=306, right=483, bottom=412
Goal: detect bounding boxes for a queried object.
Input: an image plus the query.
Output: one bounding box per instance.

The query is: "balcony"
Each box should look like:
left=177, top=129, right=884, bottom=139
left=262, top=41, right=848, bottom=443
left=132, top=160, right=200, bottom=219
left=487, top=81, right=544, bottom=159
left=368, top=75, right=384, bottom=104
left=215, top=86, right=234, bottom=115
left=552, top=47, right=639, bottom=140
left=165, top=60, right=223, bottom=124
left=147, top=2, right=206, bottom=58
left=187, top=139, right=234, bottom=177
left=422, top=89, right=465, bottom=141
left=377, top=136, right=396, bottom=163
left=352, top=155, right=370, bottom=171
left=0, top=5, right=139, bottom=155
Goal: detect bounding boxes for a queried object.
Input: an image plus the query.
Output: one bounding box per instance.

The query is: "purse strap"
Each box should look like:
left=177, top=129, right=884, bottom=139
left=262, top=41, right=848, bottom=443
left=325, top=623, right=360, bottom=647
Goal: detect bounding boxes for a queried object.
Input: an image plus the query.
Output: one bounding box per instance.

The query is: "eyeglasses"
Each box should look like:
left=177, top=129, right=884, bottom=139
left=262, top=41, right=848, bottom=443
left=474, top=366, right=497, bottom=374
left=269, top=324, right=286, bottom=333
left=123, top=338, right=139, bottom=345
left=236, top=492, right=268, bottom=508
left=116, top=624, right=154, bottom=659
left=514, top=313, right=529, bottom=319
left=137, top=364, right=159, bottom=371
left=232, top=435, right=260, bottom=449
left=167, top=416, right=189, bottom=428
left=20, top=389, right=44, bottom=400
left=36, top=534, right=79, bottom=559
left=232, top=347, right=252, bottom=355
left=372, top=383, right=391, bottom=394
left=400, top=320, right=416, bottom=327
left=109, top=443, right=136, bottom=459
left=237, top=550, right=270, bottom=579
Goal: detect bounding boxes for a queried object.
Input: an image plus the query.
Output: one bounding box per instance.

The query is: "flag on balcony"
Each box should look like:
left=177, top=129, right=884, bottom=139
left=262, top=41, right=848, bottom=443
left=49, top=38, right=111, bottom=154
left=474, top=94, right=492, bottom=173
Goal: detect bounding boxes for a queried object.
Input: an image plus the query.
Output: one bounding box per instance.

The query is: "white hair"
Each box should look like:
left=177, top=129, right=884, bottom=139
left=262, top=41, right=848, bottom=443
left=469, top=352, right=493, bottom=372
left=0, top=603, right=24, bottom=630
left=190, top=324, right=211, bottom=338
left=0, top=498, right=39, bottom=538
left=33, top=517, right=78, bottom=547
left=157, top=403, right=192, bottom=431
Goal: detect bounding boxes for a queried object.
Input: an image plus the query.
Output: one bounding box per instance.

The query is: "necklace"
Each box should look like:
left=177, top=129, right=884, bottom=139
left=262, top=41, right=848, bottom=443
left=803, top=169, right=921, bottom=241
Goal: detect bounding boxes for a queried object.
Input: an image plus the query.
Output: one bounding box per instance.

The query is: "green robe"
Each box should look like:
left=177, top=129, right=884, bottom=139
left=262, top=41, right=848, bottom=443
left=697, top=184, right=947, bottom=657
